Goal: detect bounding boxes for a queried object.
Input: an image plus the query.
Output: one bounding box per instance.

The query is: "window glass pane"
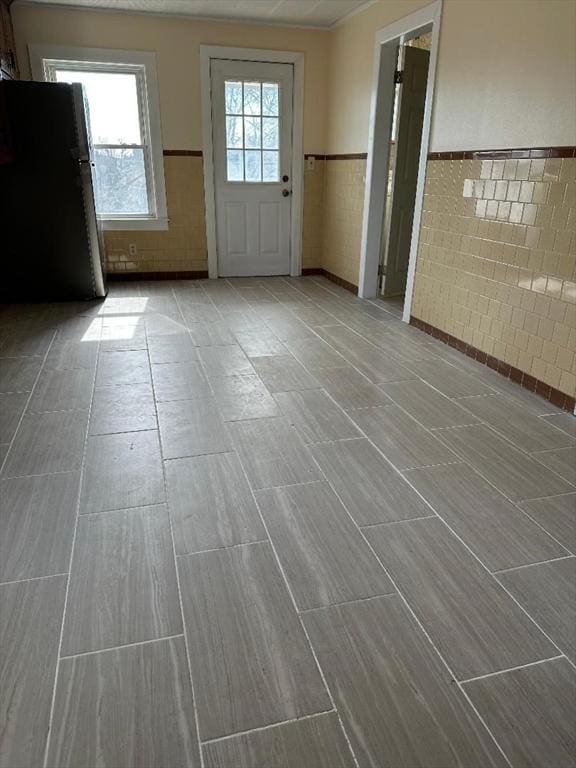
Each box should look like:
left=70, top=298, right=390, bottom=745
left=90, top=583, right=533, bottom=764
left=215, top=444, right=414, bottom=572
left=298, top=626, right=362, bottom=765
left=227, top=149, right=244, bottom=181
left=55, top=69, right=141, bottom=145
left=262, top=151, right=279, bottom=182
left=262, top=118, right=279, bottom=150
left=244, top=150, right=262, bottom=182
left=92, top=147, right=148, bottom=214
left=243, top=82, right=261, bottom=115
left=262, top=83, right=279, bottom=116
left=226, top=116, right=243, bottom=148
left=244, top=116, right=261, bottom=149
left=225, top=81, right=243, bottom=114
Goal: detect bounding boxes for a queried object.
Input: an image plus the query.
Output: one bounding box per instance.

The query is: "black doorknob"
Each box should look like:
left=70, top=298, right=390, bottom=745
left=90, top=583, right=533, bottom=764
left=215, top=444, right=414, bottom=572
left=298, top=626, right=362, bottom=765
left=282, top=189, right=291, bottom=197
left=282, top=174, right=289, bottom=182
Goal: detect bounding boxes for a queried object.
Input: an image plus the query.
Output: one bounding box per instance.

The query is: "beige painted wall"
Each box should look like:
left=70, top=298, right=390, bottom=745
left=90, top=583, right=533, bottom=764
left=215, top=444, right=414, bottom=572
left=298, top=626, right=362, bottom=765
left=326, top=0, right=428, bottom=154
left=12, top=3, right=329, bottom=152
left=326, top=0, right=576, bottom=153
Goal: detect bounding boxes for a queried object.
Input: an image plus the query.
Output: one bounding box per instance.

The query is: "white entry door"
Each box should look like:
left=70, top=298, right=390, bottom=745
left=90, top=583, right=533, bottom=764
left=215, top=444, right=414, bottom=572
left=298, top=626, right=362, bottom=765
left=211, top=59, right=293, bottom=276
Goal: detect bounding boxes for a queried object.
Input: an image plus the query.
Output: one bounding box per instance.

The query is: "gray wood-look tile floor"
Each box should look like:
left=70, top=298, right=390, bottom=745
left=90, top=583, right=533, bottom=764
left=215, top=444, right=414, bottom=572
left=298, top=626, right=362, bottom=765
left=0, top=275, right=574, bottom=768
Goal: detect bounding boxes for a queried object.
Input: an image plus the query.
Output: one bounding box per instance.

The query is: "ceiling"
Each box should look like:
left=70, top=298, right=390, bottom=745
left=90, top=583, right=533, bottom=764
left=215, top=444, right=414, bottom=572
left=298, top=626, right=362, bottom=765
left=14, top=0, right=377, bottom=28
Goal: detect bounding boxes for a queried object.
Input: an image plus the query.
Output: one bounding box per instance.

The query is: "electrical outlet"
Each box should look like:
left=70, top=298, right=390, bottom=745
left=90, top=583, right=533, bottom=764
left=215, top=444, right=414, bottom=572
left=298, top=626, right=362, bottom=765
left=306, top=155, right=316, bottom=171
left=128, top=243, right=138, bottom=256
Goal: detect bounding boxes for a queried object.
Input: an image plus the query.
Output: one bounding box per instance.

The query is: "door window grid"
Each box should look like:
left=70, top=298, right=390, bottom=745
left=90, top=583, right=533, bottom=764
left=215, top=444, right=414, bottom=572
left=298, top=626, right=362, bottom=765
left=225, top=80, right=280, bottom=183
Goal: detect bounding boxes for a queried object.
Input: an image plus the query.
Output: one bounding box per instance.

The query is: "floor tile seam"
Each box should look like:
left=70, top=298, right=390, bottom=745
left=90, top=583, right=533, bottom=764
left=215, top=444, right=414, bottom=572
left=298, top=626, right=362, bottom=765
left=297, top=592, right=399, bottom=615
left=75, top=500, right=169, bottom=517
left=358, top=515, right=439, bottom=529
left=512, top=489, right=576, bottom=503
left=538, top=414, right=576, bottom=436
left=459, top=655, right=568, bottom=686
left=273, top=287, right=395, bottom=355
left=41, top=334, right=100, bottom=768
left=59, top=632, right=186, bottom=661
left=146, top=325, right=208, bottom=768
left=88, top=424, right=160, bottom=438
left=199, top=708, right=338, bottom=747
left=231, top=446, right=362, bottom=768
left=529, top=445, right=576, bottom=456
left=439, top=404, right=576, bottom=459
left=431, top=423, right=576, bottom=499
left=422, top=427, right=576, bottom=556
left=504, top=502, right=576, bottom=558
left=21, top=405, right=91, bottom=417
left=175, top=539, right=271, bottom=559
left=298, top=322, right=403, bottom=396
left=492, top=555, right=576, bottom=575
left=0, top=387, right=37, bottom=396
left=0, top=572, right=69, bottom=588
left=0, top=468, right=80, bottom=481
left=0, top=329, right=59, bottom=476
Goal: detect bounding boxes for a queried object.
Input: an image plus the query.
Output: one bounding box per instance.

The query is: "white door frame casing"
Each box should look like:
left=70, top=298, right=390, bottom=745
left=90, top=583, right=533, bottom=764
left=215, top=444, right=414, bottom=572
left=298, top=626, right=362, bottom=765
left=358, top=0, right=442, bottom=324
left=200, top=45, right=304, bottom=279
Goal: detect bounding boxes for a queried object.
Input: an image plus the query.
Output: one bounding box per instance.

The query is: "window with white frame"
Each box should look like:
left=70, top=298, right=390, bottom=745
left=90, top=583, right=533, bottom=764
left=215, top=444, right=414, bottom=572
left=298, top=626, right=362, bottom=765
left=31, top=46, right=167, bottom=230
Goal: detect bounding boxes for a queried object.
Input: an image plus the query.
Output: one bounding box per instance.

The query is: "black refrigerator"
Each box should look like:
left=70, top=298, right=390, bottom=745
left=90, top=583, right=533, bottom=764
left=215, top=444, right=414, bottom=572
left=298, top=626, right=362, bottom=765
left=0, top=80, right=106, bottom=301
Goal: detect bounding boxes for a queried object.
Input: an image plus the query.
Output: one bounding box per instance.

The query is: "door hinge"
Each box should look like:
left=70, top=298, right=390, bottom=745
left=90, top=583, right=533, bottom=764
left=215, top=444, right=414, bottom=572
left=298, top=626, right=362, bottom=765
left=378, top=263, right=387, bottom=276
left=394, top=69, right=403, bottom=84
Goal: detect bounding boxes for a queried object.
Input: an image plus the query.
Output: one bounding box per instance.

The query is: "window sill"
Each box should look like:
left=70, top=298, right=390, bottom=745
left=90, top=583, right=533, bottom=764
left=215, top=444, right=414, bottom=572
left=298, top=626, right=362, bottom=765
left=100, top=217, right=169, bottom=232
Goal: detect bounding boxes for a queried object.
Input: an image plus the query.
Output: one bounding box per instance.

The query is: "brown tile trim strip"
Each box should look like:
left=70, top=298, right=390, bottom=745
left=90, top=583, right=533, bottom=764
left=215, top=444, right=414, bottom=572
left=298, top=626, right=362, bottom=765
left=302, top=267, right=358, bottom=295
left=410, top=315, right=576, bottom=412
left=304, top=153, right=368, bottom=161
left=107, top=270, right=208, bottom=281
left=325, top=153, right=368, bottom=161
left=163, top=150, right=203, bottom=157
left=428, top=146, right=576, bottom=161
left=162, top=150, right=369, bottom=161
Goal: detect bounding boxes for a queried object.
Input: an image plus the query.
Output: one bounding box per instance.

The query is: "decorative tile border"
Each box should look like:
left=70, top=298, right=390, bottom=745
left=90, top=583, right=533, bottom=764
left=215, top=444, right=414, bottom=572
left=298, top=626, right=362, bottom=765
left=107, top=270, right=208, bottom=281
left=410, top=315, right=576, bottom=412
left=325, top=153, right=368, bottom=161
left=428, top=146, right=576, bottom=161
left=162, top=150, right=370, bottom=160
left=304, top=153, right=368, bottom=161
left=302, top=267, right=358, bottom=294
left=162, top=149, right=203, bottom=157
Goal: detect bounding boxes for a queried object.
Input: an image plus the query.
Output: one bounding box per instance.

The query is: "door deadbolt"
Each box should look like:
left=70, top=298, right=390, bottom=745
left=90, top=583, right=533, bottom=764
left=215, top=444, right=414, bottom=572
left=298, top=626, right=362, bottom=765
left=282, top=174, right=289, bottom=182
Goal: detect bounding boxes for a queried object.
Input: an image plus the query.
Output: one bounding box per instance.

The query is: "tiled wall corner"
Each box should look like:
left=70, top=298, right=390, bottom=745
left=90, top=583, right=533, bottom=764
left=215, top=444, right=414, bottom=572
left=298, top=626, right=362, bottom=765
left=302, top=157, right=325, bottom=269
left=321, top=158, right=366, bottom=287
left=103, top=155, right=207, bottom=274
left=412, top=156, right=576, bottom=397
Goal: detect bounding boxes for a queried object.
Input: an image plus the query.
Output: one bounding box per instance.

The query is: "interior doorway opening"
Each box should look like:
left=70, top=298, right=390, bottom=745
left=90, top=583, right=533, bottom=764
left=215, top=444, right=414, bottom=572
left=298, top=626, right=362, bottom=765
left=357, top=1, right=441, bottom=323
left=379, top=33, right=431, bottom=308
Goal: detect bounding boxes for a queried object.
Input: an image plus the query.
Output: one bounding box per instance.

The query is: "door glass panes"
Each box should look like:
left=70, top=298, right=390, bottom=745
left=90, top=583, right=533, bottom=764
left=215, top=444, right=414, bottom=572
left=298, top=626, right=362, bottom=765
left=55, top=67, right=150, bottom=215
left=262, top=151, right=279, bottom=182
left=225, top=81, right=243, bottom=114
left=224, top=80, right=280, bottom=182
left=245, top=151, right=262, bottom=182
left=244, top=116, right=261, bottom=149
